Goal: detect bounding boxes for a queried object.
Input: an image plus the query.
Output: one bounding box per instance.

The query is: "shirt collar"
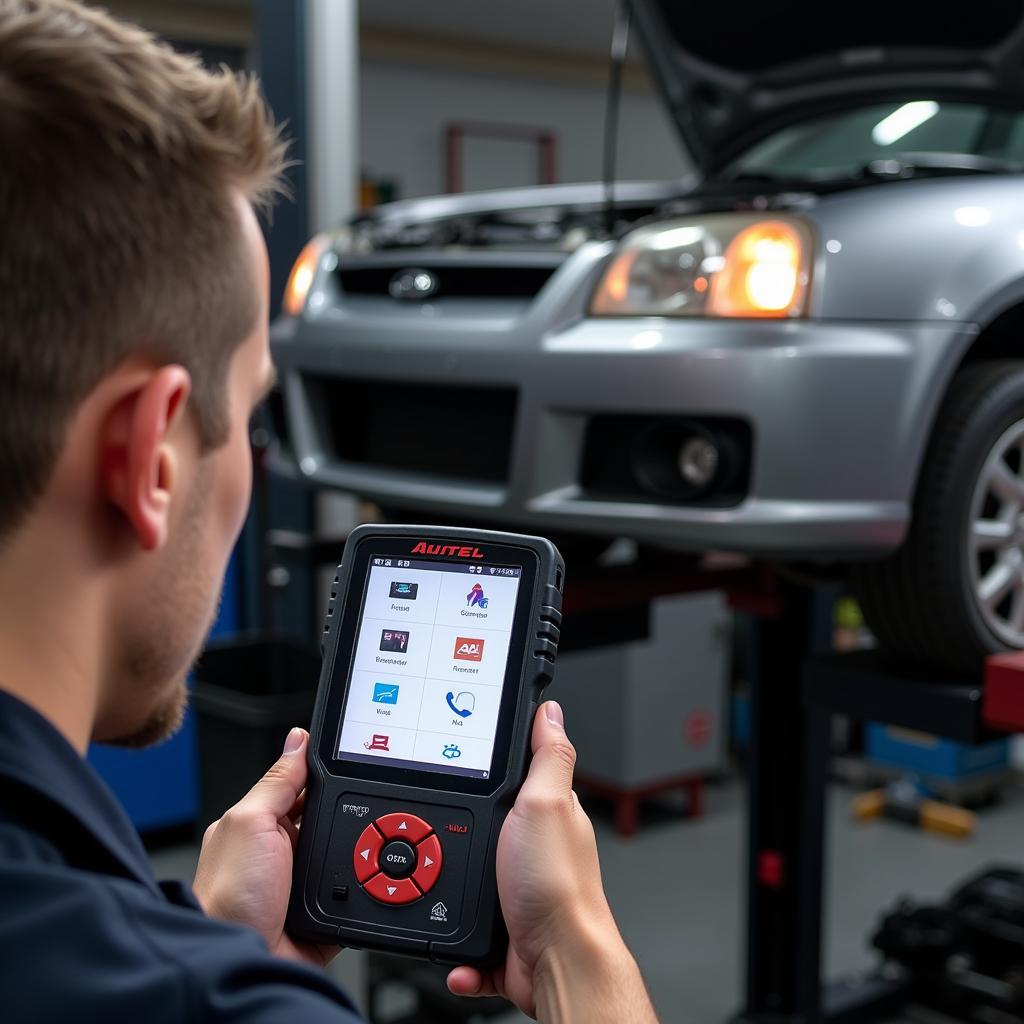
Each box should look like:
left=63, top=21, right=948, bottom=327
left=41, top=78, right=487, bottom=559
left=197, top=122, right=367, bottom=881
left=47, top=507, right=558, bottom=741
left=0, top=690, right=161, bottom=894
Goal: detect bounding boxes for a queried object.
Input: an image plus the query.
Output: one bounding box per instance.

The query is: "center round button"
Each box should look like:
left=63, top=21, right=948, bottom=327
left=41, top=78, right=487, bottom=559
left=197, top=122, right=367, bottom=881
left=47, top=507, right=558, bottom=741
left=379, top=840, right=417, bottom=879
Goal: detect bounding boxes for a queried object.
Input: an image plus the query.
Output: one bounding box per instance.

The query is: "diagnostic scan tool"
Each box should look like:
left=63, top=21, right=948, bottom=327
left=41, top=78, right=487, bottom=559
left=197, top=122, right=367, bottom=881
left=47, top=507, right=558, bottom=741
left=288, top=525, right=564, bottom=965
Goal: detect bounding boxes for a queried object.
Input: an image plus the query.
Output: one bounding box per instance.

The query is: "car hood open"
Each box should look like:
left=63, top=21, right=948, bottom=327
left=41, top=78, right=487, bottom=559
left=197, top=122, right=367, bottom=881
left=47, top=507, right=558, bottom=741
left=628, top=0, right=1024, bottom=173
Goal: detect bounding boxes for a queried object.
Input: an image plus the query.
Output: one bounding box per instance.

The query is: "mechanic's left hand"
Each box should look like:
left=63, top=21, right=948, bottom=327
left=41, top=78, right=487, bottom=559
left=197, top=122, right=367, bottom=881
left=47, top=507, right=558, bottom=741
left=193, top=727, right=335, bottom=968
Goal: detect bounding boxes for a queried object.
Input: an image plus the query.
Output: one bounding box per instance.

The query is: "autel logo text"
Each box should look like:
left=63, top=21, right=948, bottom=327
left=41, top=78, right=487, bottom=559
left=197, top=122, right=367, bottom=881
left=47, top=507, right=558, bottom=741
left=411, top=542, right=485, bottom=559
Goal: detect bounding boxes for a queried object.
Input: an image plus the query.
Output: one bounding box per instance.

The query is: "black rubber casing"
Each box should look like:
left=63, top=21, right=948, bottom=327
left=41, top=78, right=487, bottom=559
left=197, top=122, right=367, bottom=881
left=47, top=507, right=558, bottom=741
left=287, top=524, right=564, bottom=966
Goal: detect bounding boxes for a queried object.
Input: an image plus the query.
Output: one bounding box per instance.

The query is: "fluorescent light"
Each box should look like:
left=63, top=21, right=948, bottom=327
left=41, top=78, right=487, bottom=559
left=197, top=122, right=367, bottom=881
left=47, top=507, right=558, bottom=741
left=871, top=101, right=940, bottom=146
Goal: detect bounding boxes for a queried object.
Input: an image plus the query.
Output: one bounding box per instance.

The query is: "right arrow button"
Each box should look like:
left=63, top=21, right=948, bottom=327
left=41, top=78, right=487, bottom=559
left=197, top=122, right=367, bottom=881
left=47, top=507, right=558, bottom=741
left=413, top=833, right=443, bottom=894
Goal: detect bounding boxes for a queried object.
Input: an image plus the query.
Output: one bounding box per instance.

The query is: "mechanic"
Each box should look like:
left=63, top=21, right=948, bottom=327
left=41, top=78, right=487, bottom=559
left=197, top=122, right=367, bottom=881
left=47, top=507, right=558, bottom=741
left=0, top=2, right=658, bottom=1022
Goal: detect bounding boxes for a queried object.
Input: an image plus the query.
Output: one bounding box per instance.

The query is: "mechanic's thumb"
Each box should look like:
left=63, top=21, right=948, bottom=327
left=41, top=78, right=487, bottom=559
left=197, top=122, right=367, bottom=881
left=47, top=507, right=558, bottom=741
left=238, top=727, right=308, bottom=820
left=520, top=701, right=576, bottom=800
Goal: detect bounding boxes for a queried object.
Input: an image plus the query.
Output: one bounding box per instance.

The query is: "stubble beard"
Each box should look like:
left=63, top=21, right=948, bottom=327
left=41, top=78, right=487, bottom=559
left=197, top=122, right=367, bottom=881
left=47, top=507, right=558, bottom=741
left=103, top=463, right=224, bottom=749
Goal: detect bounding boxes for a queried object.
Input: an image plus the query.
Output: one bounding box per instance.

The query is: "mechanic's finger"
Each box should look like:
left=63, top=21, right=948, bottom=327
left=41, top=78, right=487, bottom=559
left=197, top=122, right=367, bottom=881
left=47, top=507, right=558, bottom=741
left=287, top=789, right=307, bottom=823
left=280, top=814, right=299, bottom=847
left=518, top=701, right=576, bottom=801
left=233, top=727, right=309, bottom=821
left=447, top=966, right=502, bottom=998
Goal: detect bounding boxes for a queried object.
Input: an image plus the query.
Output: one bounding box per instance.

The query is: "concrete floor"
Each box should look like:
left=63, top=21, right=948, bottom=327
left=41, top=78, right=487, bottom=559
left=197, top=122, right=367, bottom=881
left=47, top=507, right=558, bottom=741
left=149, top=773, right=1024, bottom=1023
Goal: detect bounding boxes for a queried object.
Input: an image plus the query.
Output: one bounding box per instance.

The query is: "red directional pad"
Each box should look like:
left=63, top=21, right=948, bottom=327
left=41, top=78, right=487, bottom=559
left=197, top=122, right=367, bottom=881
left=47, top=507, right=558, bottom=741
left=412, top=833, right=443, bottom=894
left=376, top=812, right=431, bottom=844
left=354, top=811, right=446, bottom=905
left=353, top=822, right=383, bottom=883
left=364, top=873, right=420, bottom=905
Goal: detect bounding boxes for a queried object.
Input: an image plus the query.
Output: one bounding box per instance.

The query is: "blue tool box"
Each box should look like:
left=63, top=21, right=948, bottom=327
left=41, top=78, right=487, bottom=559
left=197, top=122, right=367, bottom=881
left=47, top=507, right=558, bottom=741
left=865, top=722, right=1010, bottom=781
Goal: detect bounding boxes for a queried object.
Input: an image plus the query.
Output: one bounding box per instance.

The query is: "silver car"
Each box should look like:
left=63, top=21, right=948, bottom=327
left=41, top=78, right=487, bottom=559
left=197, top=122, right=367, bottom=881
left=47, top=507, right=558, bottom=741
left=272, top=3, right=1024, bottom=673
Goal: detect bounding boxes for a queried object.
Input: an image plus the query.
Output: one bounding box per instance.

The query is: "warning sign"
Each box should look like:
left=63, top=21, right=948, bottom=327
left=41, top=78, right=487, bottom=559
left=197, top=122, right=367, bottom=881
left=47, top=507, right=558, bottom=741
left=684, top=709, right=713, bottom=748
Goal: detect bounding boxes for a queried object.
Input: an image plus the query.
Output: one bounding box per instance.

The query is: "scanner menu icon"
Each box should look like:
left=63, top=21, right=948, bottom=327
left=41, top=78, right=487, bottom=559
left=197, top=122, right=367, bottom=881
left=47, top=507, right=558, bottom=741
left=372, top=683, right=400, bottom=705
left=446, top=691, right=475, bottom=718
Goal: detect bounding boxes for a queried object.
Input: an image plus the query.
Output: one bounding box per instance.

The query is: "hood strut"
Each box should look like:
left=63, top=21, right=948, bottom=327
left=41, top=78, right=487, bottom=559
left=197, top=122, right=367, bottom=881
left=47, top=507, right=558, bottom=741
left=602, top=2, right=631, bottom=236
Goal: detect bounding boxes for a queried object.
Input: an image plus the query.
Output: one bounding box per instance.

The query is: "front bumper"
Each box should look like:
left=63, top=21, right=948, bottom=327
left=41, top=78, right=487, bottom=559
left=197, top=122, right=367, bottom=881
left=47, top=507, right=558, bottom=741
left=271, top=246, right=972, bottom=559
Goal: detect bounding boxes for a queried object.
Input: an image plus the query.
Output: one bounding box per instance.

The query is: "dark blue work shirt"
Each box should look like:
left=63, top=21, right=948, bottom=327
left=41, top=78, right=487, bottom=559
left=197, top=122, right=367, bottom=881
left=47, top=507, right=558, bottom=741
left=0, top=691, right=364, bottom=1023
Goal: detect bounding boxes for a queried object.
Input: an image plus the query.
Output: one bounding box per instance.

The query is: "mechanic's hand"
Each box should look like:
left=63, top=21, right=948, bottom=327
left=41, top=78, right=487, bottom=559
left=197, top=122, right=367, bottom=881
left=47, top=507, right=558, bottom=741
left=193, top=727, right=335, bottom=968
left=447, top=703, right=656, bottom=1022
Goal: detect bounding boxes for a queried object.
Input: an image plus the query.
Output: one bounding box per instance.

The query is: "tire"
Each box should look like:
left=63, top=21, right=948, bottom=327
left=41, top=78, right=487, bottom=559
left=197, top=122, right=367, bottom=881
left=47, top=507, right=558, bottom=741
left=853, top=360, right=1024, bottom=675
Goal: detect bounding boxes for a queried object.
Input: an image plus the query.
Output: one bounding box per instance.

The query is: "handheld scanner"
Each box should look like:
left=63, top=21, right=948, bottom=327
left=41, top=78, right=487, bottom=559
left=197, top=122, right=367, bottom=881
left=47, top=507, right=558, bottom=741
left=287, top=524, right=564, bottom=966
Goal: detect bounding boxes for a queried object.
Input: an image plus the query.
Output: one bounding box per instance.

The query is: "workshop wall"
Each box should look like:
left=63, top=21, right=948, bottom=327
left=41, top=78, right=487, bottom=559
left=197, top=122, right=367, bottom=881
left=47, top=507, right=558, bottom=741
left=359, top=57, right=690, bottom=200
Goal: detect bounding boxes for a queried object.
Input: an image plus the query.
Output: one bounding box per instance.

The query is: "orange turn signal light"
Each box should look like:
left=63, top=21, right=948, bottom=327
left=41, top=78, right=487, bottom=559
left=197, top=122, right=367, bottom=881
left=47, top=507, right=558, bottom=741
left=590, top=248, right=638, bottom=314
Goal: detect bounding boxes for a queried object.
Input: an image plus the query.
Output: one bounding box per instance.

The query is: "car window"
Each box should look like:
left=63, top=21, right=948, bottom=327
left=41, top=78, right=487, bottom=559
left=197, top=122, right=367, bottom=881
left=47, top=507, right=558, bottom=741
left=1000, top=117, right=1024, bottom=161
left=728, top=101, right=1024, bottom=177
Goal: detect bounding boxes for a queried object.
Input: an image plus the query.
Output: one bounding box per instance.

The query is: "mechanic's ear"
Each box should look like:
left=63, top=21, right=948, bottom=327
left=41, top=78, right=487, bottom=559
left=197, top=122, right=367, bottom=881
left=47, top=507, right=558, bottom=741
left=101, top=366, right=192, bottom=551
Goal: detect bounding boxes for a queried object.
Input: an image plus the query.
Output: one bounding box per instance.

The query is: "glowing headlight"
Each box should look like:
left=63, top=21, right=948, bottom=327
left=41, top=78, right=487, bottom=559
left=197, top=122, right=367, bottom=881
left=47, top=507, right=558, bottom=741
left=282, top=228, right=354, bottom=316
left=282, top=235, right=329, bottom=316
left=590, top=214, right=813, bottom=319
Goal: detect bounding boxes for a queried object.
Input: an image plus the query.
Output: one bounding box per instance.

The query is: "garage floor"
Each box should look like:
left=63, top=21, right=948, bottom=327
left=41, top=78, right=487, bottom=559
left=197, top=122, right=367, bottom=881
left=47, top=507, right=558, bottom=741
left=149, top=774, right=1024, bottom=1023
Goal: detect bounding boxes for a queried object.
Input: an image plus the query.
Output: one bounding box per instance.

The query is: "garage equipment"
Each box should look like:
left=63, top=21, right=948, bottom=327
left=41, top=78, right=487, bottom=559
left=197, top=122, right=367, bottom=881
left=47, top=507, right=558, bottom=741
left=849, top=721, right=1012, bottom=840
left=556, top=591, right=729, bottom=835
left=872, top=867, right=1024, bottom=1020
left=862, top=723, right=1010, bottom=797
left=852, top=778, right=978, bottom=839
left=736, top=645, right=1024, bottom=1023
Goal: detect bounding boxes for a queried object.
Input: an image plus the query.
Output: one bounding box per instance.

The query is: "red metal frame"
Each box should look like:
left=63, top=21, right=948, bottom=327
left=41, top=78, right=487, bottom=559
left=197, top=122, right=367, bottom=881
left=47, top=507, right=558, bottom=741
left=445, top=121, right=557, bottom=193
left=983, top=651, right=1024, bottom=732
left=562, top=555, right=782, bottom=619
left=574, top=771, right=704, bottom=838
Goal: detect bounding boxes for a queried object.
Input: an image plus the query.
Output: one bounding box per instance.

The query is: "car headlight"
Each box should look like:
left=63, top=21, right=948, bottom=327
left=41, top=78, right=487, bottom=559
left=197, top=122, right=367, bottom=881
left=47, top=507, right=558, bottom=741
left=282, top=228, right=355, bottom=316
left=590, top=213, right=813, bottom=319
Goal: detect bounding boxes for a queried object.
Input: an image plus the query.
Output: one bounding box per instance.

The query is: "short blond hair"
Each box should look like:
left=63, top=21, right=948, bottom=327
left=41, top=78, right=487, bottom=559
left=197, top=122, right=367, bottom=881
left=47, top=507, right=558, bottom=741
left=0, top=0, right=287, bottom=538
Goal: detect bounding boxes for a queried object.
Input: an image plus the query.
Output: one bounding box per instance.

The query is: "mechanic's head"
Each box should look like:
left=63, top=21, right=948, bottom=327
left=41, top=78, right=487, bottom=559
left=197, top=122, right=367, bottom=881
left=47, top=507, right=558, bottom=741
left=0, top=0, right=285, bottom=747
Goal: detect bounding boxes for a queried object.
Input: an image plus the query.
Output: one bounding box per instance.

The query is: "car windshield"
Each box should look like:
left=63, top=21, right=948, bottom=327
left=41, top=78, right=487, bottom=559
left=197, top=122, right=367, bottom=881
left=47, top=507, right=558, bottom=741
left=726, top=100, right=1024, bottom=180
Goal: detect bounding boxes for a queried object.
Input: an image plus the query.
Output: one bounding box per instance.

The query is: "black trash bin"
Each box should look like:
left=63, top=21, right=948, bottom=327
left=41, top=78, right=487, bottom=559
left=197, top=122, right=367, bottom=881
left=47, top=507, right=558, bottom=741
left=192, top=637, right=321, bottom=832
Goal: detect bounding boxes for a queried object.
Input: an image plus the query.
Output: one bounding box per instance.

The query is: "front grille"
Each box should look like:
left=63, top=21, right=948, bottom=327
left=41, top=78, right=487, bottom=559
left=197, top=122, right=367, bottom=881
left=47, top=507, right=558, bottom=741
left=337, top=264, right=557, bottom=299
left=314, top=377, right=517, bottom=484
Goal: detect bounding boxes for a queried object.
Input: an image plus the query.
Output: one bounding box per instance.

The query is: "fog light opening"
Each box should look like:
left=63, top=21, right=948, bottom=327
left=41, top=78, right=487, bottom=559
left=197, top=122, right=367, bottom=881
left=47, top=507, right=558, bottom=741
left=678, top=436, right=720, bottom=489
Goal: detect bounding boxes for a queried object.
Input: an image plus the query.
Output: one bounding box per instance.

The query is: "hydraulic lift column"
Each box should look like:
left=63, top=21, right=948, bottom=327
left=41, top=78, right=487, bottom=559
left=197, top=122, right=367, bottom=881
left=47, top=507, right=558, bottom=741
left=739, top=580, right=821, bottom=1021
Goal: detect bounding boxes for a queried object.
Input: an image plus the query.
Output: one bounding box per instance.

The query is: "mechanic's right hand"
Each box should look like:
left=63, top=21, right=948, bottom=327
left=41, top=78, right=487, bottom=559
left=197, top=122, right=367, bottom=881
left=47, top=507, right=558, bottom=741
left=447, top=702, right=658, bottom=1023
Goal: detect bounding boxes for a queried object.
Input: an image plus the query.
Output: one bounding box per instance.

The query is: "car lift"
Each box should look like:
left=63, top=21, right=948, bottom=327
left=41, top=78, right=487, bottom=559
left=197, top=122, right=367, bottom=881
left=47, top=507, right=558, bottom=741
left=739, top=611, right=1024, bottom=1023
left=562, top=557, right=1024, bottom=1024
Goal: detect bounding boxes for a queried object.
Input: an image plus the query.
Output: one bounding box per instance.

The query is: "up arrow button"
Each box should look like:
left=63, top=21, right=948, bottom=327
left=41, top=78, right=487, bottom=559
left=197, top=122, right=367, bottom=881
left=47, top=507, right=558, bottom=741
left=376, top=813, right=432, bottom=844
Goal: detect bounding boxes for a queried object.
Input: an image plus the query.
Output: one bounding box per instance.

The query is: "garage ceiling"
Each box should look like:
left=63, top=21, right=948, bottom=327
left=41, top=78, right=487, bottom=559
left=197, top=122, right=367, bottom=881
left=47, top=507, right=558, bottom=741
left=359, top=0, right=622, bottom=58
left=164, top=0, right=629, bottom=61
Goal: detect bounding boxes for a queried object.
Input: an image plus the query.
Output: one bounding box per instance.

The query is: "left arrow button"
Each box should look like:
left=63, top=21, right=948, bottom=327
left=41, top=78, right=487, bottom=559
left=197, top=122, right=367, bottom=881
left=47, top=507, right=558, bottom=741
left=353, top=822, right=383, bottom=883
